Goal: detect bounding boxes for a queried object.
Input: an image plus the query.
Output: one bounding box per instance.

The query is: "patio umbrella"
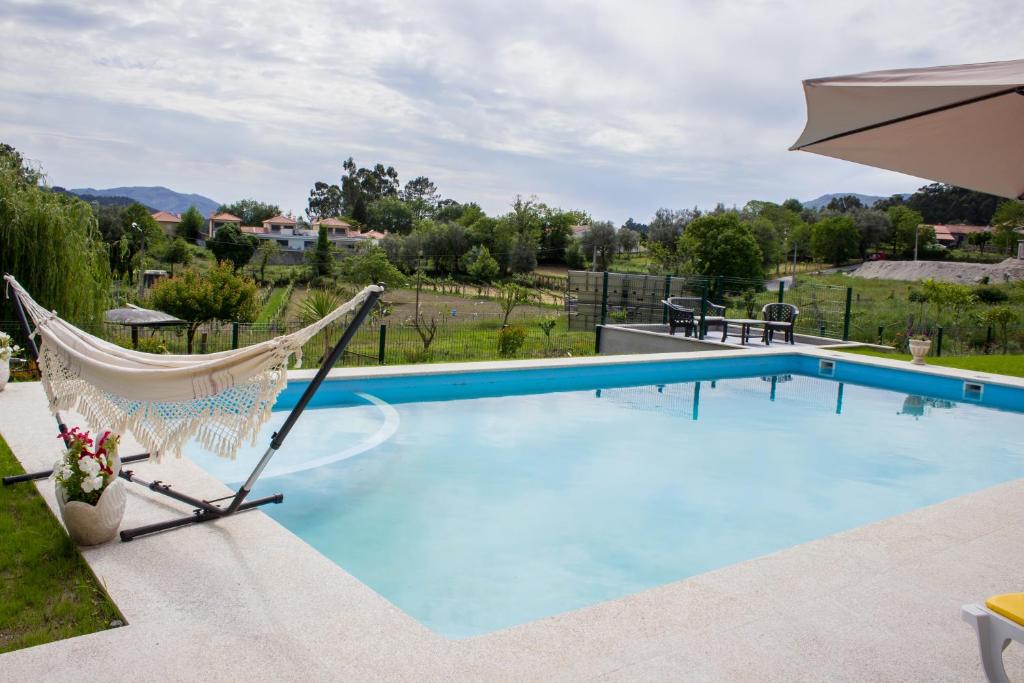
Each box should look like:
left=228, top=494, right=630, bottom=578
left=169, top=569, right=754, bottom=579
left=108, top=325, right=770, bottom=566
left=790, top=59, right=1024, bottom=199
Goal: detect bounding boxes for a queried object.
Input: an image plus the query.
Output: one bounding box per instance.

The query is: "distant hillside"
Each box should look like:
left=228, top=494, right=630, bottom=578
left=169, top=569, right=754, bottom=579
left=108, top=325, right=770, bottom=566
left=51, top=187, right=147, bottom=209
left=67, top=186, right=220, bottom=216
left=801, top=193, right=909, bottom=211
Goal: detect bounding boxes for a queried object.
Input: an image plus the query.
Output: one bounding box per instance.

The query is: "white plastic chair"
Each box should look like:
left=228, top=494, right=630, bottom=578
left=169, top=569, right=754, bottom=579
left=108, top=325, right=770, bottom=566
left=963, top=601, right=1024, bottom=683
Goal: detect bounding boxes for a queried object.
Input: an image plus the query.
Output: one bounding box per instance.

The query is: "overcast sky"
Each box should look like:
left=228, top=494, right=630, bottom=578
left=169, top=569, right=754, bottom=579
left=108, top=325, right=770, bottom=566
left=1, top=0, right=1020, bottom=223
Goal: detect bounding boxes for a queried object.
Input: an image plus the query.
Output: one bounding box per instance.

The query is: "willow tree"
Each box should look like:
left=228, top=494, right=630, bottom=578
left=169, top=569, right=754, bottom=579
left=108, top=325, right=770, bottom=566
left=0, top=148, right=111, bottom=325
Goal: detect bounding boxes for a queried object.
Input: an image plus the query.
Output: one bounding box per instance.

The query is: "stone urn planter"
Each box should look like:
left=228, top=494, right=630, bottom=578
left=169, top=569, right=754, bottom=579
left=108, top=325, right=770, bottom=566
left=0, top=356, right=8, bottom=392
left=52, top=430, right=125, bottom=545
left=56, top=476, right=126, bottom=545
left=908, top=338, right=931, bottom=365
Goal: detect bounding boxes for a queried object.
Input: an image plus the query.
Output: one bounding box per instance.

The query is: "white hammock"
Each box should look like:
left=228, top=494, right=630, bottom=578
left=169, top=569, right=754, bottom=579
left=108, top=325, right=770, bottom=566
left=4, top=275, right=383, bottom=460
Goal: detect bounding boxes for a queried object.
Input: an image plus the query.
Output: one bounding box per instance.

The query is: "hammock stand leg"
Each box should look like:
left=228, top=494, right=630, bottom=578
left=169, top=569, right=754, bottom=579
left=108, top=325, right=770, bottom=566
left=117, top=285, right=385, bottom=542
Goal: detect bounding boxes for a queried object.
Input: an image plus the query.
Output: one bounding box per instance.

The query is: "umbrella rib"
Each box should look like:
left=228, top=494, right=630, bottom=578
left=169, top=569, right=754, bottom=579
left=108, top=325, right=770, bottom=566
left=792, top=86, right=1024, bottom=150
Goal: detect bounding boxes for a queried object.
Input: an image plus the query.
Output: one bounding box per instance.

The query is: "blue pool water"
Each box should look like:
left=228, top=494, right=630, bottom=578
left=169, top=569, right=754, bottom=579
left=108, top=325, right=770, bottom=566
left=186, top=356, right=1024, bottom=638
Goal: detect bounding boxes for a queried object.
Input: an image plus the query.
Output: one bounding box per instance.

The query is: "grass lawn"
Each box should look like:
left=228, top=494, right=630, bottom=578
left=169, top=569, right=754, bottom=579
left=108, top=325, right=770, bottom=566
left=256, top=286, right=288, bottom=323
left=0, top=434, right=122, bottom=653
left=839, top=347, right=1024, bottom=378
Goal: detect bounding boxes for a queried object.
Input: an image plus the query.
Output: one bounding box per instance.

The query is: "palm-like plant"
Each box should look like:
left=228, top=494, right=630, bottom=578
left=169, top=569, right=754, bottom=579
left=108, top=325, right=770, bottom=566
left=299, top=288, right=351, bottom=364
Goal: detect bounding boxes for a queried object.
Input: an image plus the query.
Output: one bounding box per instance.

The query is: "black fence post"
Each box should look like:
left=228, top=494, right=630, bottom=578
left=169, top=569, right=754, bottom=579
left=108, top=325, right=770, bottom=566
left=377, top=323, right=387, bottom=365
left=662, top=275, right=671, bottom=324
left=594, top=324, right=602, bottom=354
left=600, top=271, right=609, bottom=326
left=698, top=281, right=708, bottom=340
left=986, top=325, right=993, bottom=353
left=842, top=287, right=853, bottom=341
left=877, top=326, right=884, bottom=344
left=777, top=280, right=785, bottom=303
left=231, top=322, right=239, bottom=350
left=936, top=326, right=944, bottom=357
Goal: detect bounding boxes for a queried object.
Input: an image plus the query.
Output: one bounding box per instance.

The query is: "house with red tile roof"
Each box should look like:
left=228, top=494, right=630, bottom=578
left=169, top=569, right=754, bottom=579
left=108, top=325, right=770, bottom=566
left=207, top=212, right=242, bottom=238
left=151, top=211, right=181, bottom=237
left=929, top=224, right=990, bottom=248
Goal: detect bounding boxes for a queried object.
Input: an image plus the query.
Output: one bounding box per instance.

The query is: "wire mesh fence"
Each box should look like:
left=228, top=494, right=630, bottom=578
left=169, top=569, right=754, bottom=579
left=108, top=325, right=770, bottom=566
left=566, top=271, right=852, bottom=340
left=0, top=307, right=595, bottom=375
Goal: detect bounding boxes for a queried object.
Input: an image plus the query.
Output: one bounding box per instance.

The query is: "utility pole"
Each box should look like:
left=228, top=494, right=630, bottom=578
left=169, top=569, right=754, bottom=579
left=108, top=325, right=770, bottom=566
left=913, top=222, right=919, bottom=262
left=134, top=222, right=146, bottom=300
left=791, top=240, right=799, bottom=284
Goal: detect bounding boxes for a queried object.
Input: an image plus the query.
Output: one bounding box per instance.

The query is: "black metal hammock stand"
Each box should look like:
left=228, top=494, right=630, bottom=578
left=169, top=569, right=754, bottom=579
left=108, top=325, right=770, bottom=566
left=1, top=277, right=384, bottom=541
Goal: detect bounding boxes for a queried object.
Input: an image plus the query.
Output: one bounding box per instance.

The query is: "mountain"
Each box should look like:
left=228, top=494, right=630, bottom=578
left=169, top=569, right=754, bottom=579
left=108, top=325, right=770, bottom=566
left=67, top=186, right=220, bottom=216
left=51, top=187, right=146, bottom=209
left=801, top=193, right=909, bottom=211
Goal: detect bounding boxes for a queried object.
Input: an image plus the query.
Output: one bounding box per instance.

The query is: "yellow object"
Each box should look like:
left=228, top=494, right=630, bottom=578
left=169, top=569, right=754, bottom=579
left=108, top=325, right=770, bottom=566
left=986, top=593, right=1024, bottom=626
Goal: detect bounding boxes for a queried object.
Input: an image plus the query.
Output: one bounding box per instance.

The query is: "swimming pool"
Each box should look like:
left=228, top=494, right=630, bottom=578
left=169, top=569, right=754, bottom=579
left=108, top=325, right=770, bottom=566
left=186, top=353, right=1024, bottom=638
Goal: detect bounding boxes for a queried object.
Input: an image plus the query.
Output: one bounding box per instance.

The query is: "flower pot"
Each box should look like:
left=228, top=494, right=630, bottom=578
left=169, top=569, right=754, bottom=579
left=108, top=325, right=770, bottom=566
left=0, top=356, right=8, bottom=391
left=908, top=339, right=931, bottom=365
left=56, top=457, right=125, bottom=546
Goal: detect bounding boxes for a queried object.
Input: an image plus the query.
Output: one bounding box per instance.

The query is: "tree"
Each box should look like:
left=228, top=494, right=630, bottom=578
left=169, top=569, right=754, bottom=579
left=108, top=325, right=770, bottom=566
left=209, top=223, right=258, bottom=270
left=580, top=221, right=618, bottom=271
left=887, top=206, right=925, bottom=256
left=367, top=196, right=415, bottom=234
left=564, top=240, right=586, bottom=269
left=981, top=305, right=1017, bottom=354
left=255, top=239, right=280, bottom=283
left=781, top=198, right=803, bottom=213
left=116, top=203, right=164, bottom=283
left=462, top=245, right=500, bottom=281
left=162, top=237, right=192, bottom=275
left=648, top=208, right=695, bottom=250
left=401, top=176, right=439, bottom=217
left=508, top=233, right=538, bottom=273
left=905, top=183, right=1001, bottom=225
left=622, top=217, right=649, bottom=235
left=991, top=200, right=1024, bottom=254
left=616, top=226, right=640, bottom=256
left=495, top=282, right=534, bottom=326
left=968, top=231, right=992, bottom=253
left=306, top=181, right=343, bottom=221
left=178, top=205, right=205, bottom=240
left=309, top=224, right=335, bottom=278
left=748, top=216, right=782, bottom=270
left=825, top=195, right=863, bottom=213
left=218, top=198, right=280, bottom=226
left=147, top=263, right=258, bottom=353
left=339, top=246, right=406, bottom=287
left=810, top=215, right=860, bottom=265
left=0, top=148, right=111, bottom=324
left=850, top=208, right=891, bottom=258
left=678, top=213, right=762, bottom=279
left=341, top=157, right=400, bottom=216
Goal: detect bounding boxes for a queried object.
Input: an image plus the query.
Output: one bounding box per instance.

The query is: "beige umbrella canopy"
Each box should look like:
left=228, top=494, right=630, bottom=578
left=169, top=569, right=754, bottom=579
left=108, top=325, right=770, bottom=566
left=791, top=59, right=1024, bottom=199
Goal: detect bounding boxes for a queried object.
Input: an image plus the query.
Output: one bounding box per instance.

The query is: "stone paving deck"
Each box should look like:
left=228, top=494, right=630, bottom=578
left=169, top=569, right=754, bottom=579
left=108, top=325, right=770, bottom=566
left=2, top=350, right=1023, bottom=681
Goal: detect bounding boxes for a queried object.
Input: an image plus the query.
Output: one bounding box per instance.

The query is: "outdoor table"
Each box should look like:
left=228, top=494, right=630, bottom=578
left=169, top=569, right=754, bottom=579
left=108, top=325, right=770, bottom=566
left=721, top=318, right=762, bottom=345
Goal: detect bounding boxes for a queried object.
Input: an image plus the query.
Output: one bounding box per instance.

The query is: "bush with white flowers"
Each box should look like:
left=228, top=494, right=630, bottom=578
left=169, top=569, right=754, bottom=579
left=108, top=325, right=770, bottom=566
left=52, top=427, right=121, bottom=504
left=0, top=331, right=21, bottom=361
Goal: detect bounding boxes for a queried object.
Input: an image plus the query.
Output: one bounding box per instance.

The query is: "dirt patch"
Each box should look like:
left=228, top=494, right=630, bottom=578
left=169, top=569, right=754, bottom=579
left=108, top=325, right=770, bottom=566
left=287, top=286, right=558, bottom=321
left=851, top=258, right=1024, bottom=284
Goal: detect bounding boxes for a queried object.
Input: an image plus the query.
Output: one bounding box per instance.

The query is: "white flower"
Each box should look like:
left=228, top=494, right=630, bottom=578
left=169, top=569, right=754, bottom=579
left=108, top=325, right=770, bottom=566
left=80, top=474, right=104, bottom=493
left=61, top=464, right=74, bottom=480
left=79, top=456, right=101, bottom=476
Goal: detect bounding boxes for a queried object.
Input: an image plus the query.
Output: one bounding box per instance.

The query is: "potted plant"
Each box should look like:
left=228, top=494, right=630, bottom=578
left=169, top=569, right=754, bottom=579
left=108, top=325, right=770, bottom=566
left=51, top=427, right=126, bottom=545
left=908, top=334, right=932, bottom=365
left=0, top=331, right=22, bottom=392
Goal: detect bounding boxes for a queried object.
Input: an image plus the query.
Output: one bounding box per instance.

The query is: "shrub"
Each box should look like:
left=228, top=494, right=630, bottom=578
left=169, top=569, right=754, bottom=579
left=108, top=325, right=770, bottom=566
left=973, top=285, right=1009, bottom=304
left=497, top=325, right=528, bottom=357
left=116, top=337, right=169, bottom=354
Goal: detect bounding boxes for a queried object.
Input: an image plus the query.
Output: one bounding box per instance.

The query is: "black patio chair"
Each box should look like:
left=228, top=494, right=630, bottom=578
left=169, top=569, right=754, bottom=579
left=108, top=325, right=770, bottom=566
left=662, top=297, right=726, bottom=337
left=761, top=303, right=799, bottom=344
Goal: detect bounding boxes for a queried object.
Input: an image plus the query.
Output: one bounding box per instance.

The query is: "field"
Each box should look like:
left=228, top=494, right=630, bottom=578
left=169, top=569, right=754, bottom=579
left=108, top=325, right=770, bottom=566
left=0, top=435, right=122, bottom=653
left=839, top=347, right=1024, bottom=378
left=802, top=272, right=1024, bottom=355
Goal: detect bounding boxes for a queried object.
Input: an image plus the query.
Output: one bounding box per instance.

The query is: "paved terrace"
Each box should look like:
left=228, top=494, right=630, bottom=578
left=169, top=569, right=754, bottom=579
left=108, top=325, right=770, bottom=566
left=1, top=350, right=1023, bottom=681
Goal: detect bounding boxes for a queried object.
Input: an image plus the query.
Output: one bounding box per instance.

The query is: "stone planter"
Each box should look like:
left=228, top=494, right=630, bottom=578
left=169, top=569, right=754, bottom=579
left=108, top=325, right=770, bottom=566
left=908, top=338, right=932, bottom=365
left=56, top=454, right=125, bottom=545
left=0, top=356, right=8, bottom=391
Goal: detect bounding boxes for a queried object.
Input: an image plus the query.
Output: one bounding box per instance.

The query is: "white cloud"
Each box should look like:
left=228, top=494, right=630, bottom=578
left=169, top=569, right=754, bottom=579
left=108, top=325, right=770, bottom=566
left=1, top=0, right=1022, bottom=221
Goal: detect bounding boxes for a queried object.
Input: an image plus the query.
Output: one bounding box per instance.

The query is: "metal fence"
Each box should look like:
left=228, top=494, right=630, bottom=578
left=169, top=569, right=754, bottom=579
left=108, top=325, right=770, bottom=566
left=1, top=308, right=595, bottom=373
left=566, top=271, right=854, bottom=340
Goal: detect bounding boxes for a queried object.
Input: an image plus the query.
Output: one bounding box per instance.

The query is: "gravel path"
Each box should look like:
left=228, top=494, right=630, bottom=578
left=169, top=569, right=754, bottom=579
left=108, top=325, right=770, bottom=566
left=851, top=258, right=1024, bottom=284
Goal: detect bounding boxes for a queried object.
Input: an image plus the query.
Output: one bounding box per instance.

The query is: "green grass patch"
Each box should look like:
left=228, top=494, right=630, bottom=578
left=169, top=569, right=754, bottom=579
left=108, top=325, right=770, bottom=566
left=256, top=287, right=287, bottom=323
left=838, top=347, right=1024, bottom=378
left=0, top=434, right=122, bottom=653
